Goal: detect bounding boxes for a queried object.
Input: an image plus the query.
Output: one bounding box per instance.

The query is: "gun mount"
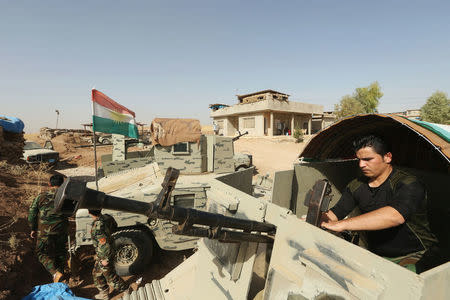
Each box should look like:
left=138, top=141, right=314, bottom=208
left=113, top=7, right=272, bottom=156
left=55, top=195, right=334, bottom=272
left=55, top=167, right=275, bottom=244
left=304, top=179, right=332, bottom=226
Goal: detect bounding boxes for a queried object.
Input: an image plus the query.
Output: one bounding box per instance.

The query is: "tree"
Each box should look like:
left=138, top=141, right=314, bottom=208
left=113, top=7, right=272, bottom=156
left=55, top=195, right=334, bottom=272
left=334, top=95, right=365, bottom=119
left=354, top=81, right=383, bottom=113
left=334, top=82, right=383, bottom=119
left=421, top=91, right=450, bottom=124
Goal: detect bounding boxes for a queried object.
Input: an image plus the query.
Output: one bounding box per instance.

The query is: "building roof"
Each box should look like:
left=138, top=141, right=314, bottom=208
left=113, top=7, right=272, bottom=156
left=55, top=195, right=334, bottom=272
left=237, top=90, right=290, bottom=101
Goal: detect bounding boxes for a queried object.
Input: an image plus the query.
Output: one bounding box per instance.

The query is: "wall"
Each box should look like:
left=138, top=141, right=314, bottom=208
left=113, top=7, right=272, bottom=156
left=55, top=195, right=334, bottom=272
left=211, top=99, right=323, bottom=118
left=215, top=167, right=255, bottom=195
left=154, top=137, right=207, bottom=173
left=238, top=114, right=265, bottom=136
left=311, top=119, right=323, bottom=133
left=240, top=92, right=289, bottom=103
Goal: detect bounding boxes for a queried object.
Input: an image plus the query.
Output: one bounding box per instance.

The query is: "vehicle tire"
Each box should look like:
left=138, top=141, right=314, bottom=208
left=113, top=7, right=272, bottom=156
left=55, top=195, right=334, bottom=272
left=101, top=138, right=110, bottom=145
left=112, top=229, right=153, bottom=276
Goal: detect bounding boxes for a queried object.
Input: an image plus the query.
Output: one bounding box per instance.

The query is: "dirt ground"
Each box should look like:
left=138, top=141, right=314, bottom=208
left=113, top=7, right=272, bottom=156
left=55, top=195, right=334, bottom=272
left=0, top=133, right=310, bottom=299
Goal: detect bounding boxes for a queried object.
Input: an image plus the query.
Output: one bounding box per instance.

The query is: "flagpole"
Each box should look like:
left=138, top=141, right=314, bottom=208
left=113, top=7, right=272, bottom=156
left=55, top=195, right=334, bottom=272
left=91, top=89, right=99, bottom=191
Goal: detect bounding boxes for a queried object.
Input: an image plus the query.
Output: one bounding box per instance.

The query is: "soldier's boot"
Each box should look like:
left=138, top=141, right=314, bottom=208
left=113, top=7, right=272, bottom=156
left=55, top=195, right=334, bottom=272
left=53, top=271, right=63, bottom=283
left=94, top=289, right=109, bottom=300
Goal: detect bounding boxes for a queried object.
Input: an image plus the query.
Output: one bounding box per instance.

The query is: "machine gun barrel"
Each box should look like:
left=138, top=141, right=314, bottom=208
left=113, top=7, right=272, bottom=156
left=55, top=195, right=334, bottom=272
left=54, top=167, right=276, bottom=243
left=232, top=131, right=248, bottom=141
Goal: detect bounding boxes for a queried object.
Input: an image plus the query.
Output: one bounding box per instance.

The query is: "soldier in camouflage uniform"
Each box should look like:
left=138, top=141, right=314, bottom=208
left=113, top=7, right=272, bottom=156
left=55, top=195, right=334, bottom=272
left=28, top=174, right=68, bottom=283
left=89, top=209, right=128, bottom=300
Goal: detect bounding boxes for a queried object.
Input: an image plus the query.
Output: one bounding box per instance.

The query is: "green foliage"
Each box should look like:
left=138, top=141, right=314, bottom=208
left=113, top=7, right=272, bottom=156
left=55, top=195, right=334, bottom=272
left=421, top=91, right=450, bottom=124
left=334, top=95, right=365, bottom=119
left=354, top=82, right=383, bottom=113
left=293, top=127, right=304, bottom=143
left=334, top=82, right=383, bottom=119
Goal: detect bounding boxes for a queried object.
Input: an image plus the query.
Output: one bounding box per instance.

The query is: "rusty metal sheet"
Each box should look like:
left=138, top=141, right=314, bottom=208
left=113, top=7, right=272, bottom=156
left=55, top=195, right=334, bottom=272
left=300, top=114, right=449, bottom=173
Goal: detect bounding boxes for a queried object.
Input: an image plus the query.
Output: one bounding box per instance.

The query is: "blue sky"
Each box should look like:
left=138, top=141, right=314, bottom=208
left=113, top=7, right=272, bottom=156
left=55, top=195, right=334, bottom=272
left=1, top=0, right=449, bottom=133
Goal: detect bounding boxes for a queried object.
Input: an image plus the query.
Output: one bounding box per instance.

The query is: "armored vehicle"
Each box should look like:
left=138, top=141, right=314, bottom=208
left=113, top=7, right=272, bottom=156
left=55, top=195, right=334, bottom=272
left=74, top=118, right=254, bottom=276
left=63, top=114, right=449, bottom=299
left=99, top=119, right=252, bottom=177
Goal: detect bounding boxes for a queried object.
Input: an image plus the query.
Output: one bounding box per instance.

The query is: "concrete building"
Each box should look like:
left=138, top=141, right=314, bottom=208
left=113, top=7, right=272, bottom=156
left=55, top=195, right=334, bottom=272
left=311, top=111, right=337, bottom=133
left=393, top=109, right=421, bottom=120
left=210, top=90, right=325, bottom=136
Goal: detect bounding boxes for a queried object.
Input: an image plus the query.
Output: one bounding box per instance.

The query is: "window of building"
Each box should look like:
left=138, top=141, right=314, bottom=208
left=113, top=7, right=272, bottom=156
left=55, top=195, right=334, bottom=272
left=273, top=95, right=278, bottom=99
left=172, top=142, right=190, bottom=154
left=257, top=96, right=264, bottom=100
left=243, top=117, right=255, bottom=128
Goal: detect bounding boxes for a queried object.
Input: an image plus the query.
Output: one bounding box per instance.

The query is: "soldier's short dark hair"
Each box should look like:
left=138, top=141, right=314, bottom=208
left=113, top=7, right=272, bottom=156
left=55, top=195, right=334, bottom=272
left=353, top=135, right=391, bottom=156
left=89, top=209, right=102, bottom=216
left=49, top=174, right=65, bottom=187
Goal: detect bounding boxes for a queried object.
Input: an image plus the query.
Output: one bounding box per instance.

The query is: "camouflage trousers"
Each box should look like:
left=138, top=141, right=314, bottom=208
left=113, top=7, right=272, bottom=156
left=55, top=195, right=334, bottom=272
left=36, top=233, right=67, bottom=275
left=92, top=257, right=127, bottom=292
left=384, top=250, right=426, bottom=273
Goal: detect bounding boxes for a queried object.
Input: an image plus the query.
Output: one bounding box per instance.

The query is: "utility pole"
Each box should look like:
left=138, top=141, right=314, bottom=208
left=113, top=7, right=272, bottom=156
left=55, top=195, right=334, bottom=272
left=55, top=109, right=60, bottom=129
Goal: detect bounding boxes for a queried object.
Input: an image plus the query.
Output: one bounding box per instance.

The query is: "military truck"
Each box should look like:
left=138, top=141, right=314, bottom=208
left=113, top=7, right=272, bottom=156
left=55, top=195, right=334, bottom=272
left=99, top=119, right=252, bottom=177
left=74, top=119, right=254, bottom=276
left=61, top=114, right=449, bottom=299
left=74, top=163, right=254, bottom=276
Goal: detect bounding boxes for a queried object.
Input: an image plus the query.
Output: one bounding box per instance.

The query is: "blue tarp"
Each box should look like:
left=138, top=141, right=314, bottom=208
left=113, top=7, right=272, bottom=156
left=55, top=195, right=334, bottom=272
left=0, top=114, right=24, bottom=133
left=22, top=283, right=90, bottom=300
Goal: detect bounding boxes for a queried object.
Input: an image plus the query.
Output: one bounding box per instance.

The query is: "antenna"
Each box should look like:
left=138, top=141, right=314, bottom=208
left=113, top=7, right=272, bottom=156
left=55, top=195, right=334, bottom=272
left=55, top=109, right=60, bottom=129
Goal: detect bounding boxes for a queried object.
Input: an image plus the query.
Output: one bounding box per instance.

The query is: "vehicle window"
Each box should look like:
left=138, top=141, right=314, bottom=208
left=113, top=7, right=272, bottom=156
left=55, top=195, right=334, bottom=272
left=24, top=142, right=43, bottom=150
left=43, top=141, right=54, bottom=150
left=172, top=142, right=189, bottom=154
left=173, top=194, right=195, bottom=208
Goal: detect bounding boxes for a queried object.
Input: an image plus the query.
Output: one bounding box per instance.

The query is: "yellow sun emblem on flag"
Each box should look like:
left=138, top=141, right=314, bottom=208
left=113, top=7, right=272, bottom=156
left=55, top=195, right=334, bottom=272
left=109, top=110, right=128, bottom=122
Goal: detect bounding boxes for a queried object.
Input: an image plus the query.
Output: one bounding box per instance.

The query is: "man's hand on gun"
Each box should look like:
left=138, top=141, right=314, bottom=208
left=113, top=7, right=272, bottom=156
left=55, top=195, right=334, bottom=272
left=320, top=210, right=345, bottom=232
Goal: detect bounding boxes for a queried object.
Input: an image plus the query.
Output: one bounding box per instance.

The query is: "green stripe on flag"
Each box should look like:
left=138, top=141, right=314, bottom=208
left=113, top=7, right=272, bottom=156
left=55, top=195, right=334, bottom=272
left=93, top=115, right=138, bottom=139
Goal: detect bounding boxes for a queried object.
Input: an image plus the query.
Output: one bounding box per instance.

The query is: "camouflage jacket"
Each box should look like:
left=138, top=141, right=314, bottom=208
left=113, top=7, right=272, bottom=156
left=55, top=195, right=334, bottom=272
left=91, top=214, right=117, bottom=261
left=28, top=191, right=68, bottom=235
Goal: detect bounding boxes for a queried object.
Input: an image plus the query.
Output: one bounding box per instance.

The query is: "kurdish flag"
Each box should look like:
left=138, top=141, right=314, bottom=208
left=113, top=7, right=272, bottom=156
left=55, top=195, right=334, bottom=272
left=92, top=89, right=139, bottom=139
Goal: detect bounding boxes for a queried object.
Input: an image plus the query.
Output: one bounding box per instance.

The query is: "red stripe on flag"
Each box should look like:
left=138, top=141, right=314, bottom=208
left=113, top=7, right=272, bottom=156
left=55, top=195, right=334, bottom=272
left=92, top=89, right=136, bottom=117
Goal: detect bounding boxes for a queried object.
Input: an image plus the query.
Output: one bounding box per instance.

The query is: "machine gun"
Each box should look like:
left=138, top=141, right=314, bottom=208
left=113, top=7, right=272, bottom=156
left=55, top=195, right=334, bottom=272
left=232, top=131, right=249, bottom=141
left=54, top=167, right=275, bottom=244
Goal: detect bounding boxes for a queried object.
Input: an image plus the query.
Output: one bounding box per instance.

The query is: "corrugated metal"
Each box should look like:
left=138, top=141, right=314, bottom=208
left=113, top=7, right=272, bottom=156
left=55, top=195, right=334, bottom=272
left=120, top=280, right=163, bottom=300
left=300, top=114, right=449, bottom=173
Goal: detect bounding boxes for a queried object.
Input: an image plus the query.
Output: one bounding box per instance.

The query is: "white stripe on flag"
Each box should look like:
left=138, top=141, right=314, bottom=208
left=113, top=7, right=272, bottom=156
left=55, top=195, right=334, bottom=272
left=93, top=102, right=136, bottom=125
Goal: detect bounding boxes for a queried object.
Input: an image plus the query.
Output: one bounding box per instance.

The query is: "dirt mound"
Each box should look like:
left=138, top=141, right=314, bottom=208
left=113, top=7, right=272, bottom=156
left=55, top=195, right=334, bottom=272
left=0, top=161, right=53, bottom=299
left=24, top=133, right=112, bottom=167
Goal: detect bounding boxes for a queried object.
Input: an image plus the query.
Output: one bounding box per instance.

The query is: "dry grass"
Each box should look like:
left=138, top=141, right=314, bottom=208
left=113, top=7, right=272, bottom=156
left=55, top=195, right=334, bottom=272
left=8, top=234, right=18, bottom=251
left=0, top=160, right=29, bottom=176
left=29, top=163, right=51, bottom=195
left=0, top=160, right=51, bottom=202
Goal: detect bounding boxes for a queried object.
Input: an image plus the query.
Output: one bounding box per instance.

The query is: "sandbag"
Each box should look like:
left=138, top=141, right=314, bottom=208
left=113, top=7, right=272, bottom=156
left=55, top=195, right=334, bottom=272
left=151, top=118, right=201, bottom=146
